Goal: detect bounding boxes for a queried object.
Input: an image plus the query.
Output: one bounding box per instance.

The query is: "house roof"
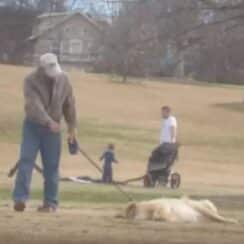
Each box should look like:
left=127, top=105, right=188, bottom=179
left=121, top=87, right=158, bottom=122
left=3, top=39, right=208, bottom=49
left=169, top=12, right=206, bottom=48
left=28, top=11, right=103, bottom=41
left=37, top=12, right=70, bottom=19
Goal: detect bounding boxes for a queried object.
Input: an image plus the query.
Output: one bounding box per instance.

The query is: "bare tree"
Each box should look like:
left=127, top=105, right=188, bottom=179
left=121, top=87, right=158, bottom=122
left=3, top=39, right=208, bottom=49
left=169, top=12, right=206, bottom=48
left=2, top=0, right=244, bottom=83
left=0, top=0, right=68, bottom=64
left=36, top=0, right=67, bottom=12
left=97, top=0, right=199, bottom=81
left=95, top=0, right=244, bottom=83
left=0, top=5, right=37, bottom=63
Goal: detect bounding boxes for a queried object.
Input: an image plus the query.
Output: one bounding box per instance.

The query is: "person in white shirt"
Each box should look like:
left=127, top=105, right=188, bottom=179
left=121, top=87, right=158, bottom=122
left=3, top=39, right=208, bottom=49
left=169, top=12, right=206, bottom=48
left=160, top=106, right=177, bottom=144
left=147, top=106, right=178, bottom=186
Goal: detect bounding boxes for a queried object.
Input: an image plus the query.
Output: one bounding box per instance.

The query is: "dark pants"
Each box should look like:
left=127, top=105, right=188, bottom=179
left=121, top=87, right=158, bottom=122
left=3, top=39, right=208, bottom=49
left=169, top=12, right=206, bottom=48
left=102, top=164, right=113, bottom=183
left=13, top=119, right=61, bottom=207
left=148, top=143, right=178, bottom=174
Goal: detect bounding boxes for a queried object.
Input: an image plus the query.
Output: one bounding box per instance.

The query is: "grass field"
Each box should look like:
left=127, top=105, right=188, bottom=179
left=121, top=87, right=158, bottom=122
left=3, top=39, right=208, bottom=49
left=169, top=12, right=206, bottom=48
left=0, top=64, right=244, bottom=244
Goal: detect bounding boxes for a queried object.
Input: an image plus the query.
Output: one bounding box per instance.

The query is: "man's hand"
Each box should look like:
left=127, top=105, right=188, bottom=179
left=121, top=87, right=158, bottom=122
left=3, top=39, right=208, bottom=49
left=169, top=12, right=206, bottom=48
left=8, top=168, right=17, bottom=178
left=68, top=129, right=78, bottom=155
left=68, top=129, right=77, bottom=143
left=48, top=121, right=60, bottom=133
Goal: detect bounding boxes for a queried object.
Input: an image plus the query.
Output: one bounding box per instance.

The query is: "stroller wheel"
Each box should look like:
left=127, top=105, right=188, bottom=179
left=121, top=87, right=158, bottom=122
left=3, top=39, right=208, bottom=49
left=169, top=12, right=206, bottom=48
left=158, top=175, right=168, bottom=186
left=170, top=172, right=181, bottom=189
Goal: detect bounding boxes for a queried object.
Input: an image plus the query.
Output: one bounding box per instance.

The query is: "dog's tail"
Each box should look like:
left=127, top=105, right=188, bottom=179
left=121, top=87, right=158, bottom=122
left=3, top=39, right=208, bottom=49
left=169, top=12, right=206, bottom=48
left=189, top=201, right=238, bottom=224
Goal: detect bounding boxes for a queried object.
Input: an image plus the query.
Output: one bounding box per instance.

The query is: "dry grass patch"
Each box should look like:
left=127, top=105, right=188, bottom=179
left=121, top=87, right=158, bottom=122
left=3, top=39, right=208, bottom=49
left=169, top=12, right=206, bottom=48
left=0, top=65, right=244, bottom=244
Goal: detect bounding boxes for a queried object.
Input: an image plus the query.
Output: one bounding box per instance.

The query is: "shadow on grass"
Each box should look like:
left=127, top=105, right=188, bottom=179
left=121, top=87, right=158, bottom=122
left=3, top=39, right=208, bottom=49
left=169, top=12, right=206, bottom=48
left=0, top=184, right=170, bottom=205
left=1, top=183, right=244, bottom=211
left=192, top=195, right=244, bottom=211
left=214, top=102, right=244, bottom=114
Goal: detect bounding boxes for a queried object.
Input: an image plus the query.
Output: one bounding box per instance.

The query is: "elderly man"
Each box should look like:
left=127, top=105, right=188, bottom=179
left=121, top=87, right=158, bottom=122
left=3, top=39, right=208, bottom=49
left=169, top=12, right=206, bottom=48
left=13, top=53, right=77, bottom=212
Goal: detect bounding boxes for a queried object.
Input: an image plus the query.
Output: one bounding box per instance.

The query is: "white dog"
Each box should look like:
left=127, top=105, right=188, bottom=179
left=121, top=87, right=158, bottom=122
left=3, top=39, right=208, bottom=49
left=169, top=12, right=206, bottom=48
left=118, top=197, right=238, bottom=224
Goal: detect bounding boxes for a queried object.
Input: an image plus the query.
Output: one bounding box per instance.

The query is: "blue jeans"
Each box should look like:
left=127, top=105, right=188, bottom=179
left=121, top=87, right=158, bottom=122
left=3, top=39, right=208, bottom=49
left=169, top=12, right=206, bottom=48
left=102, top=164, right=113, bottom=183
left=13, top=119, right=61, bottom=207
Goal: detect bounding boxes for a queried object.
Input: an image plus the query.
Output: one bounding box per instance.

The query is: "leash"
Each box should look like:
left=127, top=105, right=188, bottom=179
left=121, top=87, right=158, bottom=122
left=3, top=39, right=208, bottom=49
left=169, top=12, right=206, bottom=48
left=120, top=175, right=145, bottom=185
left=8, top=161, right=43, bottom=178
left=77, top=145, right=134, bottom=202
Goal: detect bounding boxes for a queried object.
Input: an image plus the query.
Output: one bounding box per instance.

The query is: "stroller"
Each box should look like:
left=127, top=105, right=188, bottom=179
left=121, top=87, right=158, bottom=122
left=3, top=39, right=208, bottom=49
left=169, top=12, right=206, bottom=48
left=144, top=143, right=181, bottom=189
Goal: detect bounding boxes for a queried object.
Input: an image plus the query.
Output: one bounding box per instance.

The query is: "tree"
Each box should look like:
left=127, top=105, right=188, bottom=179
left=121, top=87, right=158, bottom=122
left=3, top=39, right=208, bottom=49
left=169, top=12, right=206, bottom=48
left=0, top=0, right=69, bottom=64
left=98, top=0, right=200, bottom=81
left=0, top=5, right=37, bottom=63
left=36, top=0, right=67, bottom=12
left=0, top=0, right=68, bottom=11
left=0, top=0, right=35, bottom=9
left=96, top=0, right=244, bottom=83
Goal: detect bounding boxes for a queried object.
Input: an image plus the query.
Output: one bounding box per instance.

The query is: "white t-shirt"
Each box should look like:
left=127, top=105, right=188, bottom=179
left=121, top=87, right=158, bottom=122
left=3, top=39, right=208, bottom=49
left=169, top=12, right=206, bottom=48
left=160, top=116, right=177, bottom=144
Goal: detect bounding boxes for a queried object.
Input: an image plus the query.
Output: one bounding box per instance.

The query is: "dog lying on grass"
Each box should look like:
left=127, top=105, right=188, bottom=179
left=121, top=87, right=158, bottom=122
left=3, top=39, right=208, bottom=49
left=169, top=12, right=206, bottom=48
left=117, top=197, right=238, bottom=224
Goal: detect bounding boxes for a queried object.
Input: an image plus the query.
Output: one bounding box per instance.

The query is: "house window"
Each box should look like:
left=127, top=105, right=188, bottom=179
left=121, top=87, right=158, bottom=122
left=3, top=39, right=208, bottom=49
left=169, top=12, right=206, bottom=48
left=70, top=40, right=82, bottom=54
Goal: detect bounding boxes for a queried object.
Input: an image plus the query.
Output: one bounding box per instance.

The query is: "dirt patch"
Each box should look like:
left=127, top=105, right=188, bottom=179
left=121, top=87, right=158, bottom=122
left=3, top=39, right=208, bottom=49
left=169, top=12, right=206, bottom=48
left=0, top=204, right=243, bottom=244
left=1, top=65, right=244, bottom=244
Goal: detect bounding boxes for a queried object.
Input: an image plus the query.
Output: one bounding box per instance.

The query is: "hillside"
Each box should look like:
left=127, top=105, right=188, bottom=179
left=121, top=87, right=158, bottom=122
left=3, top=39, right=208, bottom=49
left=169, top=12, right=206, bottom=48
left=0, top=65, right=244, bottom=244
left=0, top=64, right=244, bottom=193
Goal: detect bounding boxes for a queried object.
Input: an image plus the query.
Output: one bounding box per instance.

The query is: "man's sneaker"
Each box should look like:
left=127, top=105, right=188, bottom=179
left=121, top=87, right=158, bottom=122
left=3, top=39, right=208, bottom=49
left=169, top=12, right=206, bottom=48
left=37, top=204, right=57, bottom=213
left=14, top=202, right=26, bottom=212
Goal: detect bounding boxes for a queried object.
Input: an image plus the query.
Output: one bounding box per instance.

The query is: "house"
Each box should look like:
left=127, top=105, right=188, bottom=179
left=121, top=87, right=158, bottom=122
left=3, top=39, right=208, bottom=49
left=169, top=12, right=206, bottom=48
left=27, top=11, right=105, bottom=69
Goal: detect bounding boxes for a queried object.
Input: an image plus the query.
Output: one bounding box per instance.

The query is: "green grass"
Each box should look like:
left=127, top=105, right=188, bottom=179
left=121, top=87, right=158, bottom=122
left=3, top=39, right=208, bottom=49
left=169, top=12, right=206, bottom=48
left=183, top=135, right=244, bottom=148
left=0, top=183, right=180, bottom=205
left=78, top=119, right=157, bottom=145
left=3, top=118, right=244, bottom=151
left=3, top=113, right=244, bottom=163
left=0, top=117, right=157, bottom=144
left=214, top=102, right=244, bottom=114
left=1, top=183, right=244, bottom=212
left=0, top=115, right=22, bottom=143
left=3, top=114, right=244, bottom=153
left=0, top=117, right=158, bottom=160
